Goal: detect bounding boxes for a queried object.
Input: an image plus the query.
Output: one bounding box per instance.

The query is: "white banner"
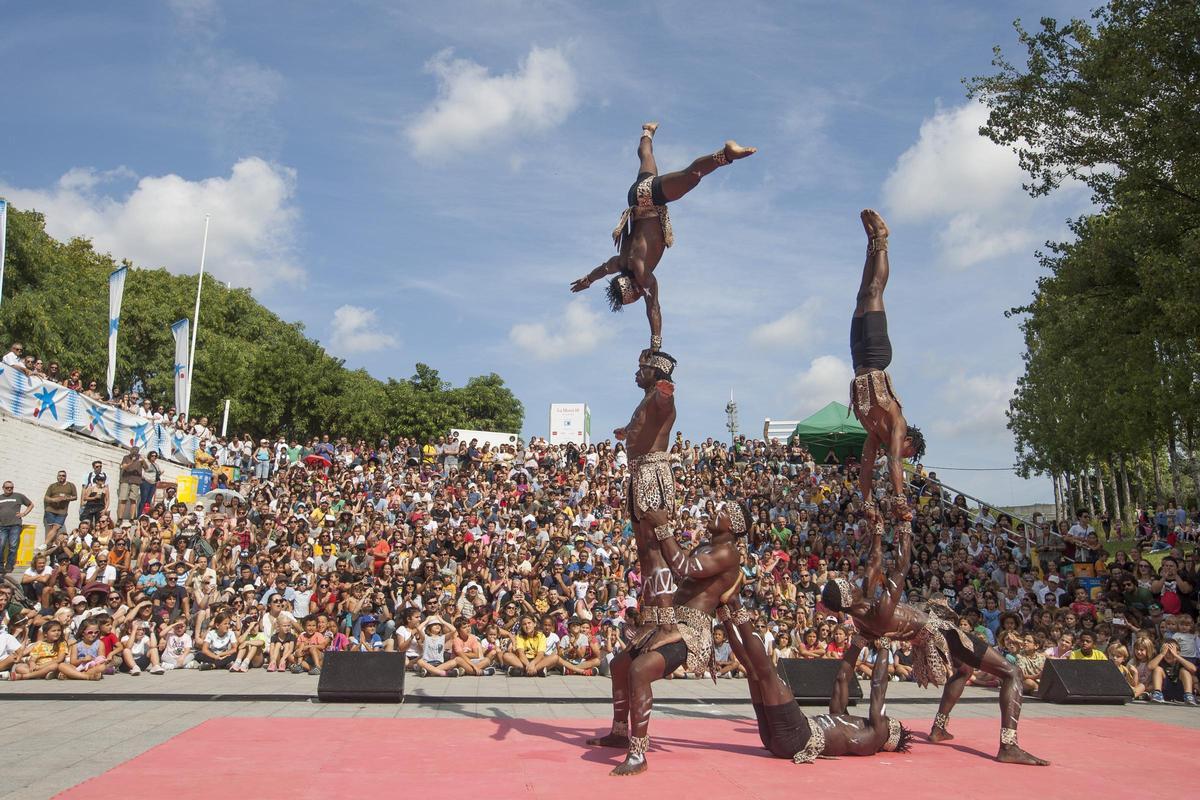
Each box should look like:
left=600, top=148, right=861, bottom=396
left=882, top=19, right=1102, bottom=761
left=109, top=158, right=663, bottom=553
left=171, top=318, right=190, bottom=415
left=549, top=403, right=590, bottom=446
left=107, top=267, right=127, bottom=399
left=0, top=367, right=201, bottom=464
left=0, top=198, right=7, bottom=310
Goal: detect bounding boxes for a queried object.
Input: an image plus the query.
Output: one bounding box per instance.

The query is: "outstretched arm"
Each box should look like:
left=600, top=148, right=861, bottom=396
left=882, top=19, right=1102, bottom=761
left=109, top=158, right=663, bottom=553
left=644, top=510, right=735, bottom=580
left=829, top=637, right=865, bottom=715
left=859, top=431, right=880, bottom=503
left=862, top=519, right=885, bottom=598
left=642, top=271, right=662, bottom=348
left=866, top=641, right=891, bottom=734
left=721, top=593, right=774, bottom=682
left=570, top=256, right=623, bottom=293
left=887, top=412, right=908, bottom=498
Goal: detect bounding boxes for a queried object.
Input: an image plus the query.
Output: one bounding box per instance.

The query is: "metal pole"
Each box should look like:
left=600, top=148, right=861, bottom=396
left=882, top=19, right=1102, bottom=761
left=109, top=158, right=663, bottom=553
left=185, top=214, right=210, bottom=419
left=221, top=398, right=230, bottom=437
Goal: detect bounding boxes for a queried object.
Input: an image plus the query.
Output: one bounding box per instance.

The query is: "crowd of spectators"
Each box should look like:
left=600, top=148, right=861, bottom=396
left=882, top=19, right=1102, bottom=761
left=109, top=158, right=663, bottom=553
left=1, top=424, right=1197, bottom=703
left=2, top=341, right=196, bottom=425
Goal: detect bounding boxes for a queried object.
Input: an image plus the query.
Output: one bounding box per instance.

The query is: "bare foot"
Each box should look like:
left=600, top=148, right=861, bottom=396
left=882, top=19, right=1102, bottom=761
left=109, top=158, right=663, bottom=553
left=723, top=140, right=756, bottom=161
left=929, top=725, right=954, bottom=743
left=860, top=208, right=890, bottom=240
left=586, top=733, right=630, bottom=749
left=642, top=122, right=659, bottom=137
left=610, top=755, right=648, bottom=776
left=997, top=744, right=1050, bottom=766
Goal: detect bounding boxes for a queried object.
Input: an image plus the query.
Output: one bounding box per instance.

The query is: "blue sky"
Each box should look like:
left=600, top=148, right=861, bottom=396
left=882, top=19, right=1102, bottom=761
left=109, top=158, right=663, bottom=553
left=1, top=0, right=1096, bottom=504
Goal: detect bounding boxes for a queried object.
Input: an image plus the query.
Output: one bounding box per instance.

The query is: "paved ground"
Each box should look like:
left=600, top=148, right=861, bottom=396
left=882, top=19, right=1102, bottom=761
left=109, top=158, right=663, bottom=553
left=2, top=674, right=1198, bottom=800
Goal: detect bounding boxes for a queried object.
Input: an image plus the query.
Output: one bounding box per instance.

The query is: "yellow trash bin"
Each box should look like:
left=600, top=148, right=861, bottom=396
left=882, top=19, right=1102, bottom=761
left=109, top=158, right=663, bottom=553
left=176, top=475, right=198, bottom=504
left=17, top=524, right=37, bottom=568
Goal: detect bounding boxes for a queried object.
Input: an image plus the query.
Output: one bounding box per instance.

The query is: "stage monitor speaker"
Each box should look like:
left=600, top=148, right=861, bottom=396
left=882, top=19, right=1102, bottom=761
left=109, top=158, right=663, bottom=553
left=777, top=658, right=862, bottom=706
left=1037, top=659, right=1132, bottom=704
left=317, top=651, right=405, bottom=703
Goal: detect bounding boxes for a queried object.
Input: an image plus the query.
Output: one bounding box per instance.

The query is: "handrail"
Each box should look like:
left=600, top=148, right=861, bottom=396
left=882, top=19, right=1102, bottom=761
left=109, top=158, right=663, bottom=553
left=899, top=466, right=1065, bottom=557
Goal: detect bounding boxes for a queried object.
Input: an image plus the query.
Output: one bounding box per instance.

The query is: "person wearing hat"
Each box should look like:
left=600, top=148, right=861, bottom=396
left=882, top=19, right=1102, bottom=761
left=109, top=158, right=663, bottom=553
left=351, top=615, right=393, bottom=654
left=1033, top=573, right=1066, bottom=607
left=253, top=439, right=273, bottom=481
left=415, top=616, right=462, bottom=677
left=160, top=618, right=195, bottom=670
left=137, top=560, right=167, bottom=597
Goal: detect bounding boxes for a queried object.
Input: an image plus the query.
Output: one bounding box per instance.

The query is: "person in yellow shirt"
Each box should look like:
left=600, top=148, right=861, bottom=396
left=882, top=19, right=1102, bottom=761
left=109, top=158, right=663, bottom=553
left=1068, top=633, right=1108, bottom=661
left=193, top=446, right=216, bottom=469
left=502, top=615, right=547, bottom=676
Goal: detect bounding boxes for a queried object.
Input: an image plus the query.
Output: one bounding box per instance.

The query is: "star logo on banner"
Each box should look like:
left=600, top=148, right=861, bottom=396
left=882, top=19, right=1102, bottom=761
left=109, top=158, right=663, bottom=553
left=130, top=422, right=150, bottom=448
left=174, top=362, right=186, bottom=380
left=110, top=318, right=120, bottom=336
left=33, top=385, right=60, bottom=420
left=87, top=404, right=107, bottom=433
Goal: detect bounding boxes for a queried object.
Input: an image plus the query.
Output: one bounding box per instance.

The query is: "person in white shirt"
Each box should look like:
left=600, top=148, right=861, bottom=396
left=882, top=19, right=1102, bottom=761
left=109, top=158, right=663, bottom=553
left=1033, top=574, right=1066, bottom=607
left=159, top=620, right=195, bottom=670
left=2, top=343, right=28, bottom=374
left=85, top=553, right=117, bottom=585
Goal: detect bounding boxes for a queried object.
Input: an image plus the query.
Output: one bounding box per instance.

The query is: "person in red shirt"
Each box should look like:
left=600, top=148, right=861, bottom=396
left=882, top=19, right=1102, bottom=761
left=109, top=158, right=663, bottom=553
left=1069, top=587, right=1097, bottom=619
left=96, top=614, right=123, bottom=672
left=449, top=617, right=496, bottom=675
left=368, top=533, right=391, bottom=576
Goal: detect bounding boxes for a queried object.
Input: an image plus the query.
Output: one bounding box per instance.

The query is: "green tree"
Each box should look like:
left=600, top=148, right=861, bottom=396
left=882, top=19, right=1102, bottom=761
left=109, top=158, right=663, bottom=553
left=0, top=207, right=525, bottom=442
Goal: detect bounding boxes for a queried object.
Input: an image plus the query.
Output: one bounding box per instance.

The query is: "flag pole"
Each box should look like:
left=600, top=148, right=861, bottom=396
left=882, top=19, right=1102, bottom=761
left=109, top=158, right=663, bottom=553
left=185, top=214, right=210, bottom=419
left=0, top=198, right=8, bottom=310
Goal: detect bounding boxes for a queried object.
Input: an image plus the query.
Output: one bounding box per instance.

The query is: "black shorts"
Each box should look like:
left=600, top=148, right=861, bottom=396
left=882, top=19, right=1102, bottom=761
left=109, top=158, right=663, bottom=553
left=628, top=172, right=667, bottom=207
left=850, top=310, right=892, bottom=371
left=626, top=640, right=688, bottom=675
left=945, top=628, right=989, bottom=669
left=763, top=701, right=812, bottom=759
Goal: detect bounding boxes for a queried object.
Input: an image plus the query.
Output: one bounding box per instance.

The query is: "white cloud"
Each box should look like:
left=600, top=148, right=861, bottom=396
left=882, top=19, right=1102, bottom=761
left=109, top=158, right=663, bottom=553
left=406, top=45, right=579, bottom=158
left=167, top=0, right=283, bottom=155
left=790, top=355, right=852, bottom=417
left=749, top=297, right=822, bottom=349
left=882, top=101, right=1052, bottom=270
left=509, top=298, right=613, bottom=361
left=0, top=158, right=302, bottom=289
left=329, top=305, right=399, bottom=354
left=168, top=0, right=218, bottom=27
left=929, top=369, right=1017, bottom=440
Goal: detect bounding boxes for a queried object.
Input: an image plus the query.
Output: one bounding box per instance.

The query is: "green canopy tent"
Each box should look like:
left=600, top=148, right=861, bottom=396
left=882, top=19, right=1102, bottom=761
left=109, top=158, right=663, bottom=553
left=789, top=401, right=867, bottom=463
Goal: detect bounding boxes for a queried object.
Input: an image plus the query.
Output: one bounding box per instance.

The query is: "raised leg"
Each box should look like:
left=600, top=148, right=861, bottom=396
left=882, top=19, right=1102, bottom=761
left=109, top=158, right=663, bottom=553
left=638, top=123, right=659, bottom=176
left=657, top=141, right=756, bottom=203
left=854, top=209, right=889, bottom=317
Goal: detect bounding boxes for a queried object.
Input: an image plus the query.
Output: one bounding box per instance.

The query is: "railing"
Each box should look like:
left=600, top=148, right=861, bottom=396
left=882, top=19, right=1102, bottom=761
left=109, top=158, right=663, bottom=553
left=900, top=467, right=1065, bottom=557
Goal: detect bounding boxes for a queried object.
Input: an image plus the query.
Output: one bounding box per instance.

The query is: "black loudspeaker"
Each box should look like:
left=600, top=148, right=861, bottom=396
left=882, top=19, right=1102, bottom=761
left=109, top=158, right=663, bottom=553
left=776, top=658, right=862, bottom=706
left=1037, top=659, right=1132, bottom=704
left=317, top=651, right=405, bottom=703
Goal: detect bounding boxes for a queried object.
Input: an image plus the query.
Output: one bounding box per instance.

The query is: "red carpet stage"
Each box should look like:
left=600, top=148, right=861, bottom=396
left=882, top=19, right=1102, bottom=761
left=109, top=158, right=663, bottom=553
left=57, top=716, right=1190, bottom=799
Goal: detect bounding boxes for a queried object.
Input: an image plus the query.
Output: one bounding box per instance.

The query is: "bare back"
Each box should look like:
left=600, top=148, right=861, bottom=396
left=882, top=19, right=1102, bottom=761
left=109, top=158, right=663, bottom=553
left=858, top=601, right=928, bottom=642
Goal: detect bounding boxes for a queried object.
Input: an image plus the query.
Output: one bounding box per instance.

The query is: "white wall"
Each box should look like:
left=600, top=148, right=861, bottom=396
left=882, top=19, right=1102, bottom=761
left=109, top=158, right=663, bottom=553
left=0, top=411, right=189, bottom=548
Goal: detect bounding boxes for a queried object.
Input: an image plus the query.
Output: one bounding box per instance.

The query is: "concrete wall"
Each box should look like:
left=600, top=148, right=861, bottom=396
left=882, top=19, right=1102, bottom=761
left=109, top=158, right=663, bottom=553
left=0, top=410, right=190, bottom=548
